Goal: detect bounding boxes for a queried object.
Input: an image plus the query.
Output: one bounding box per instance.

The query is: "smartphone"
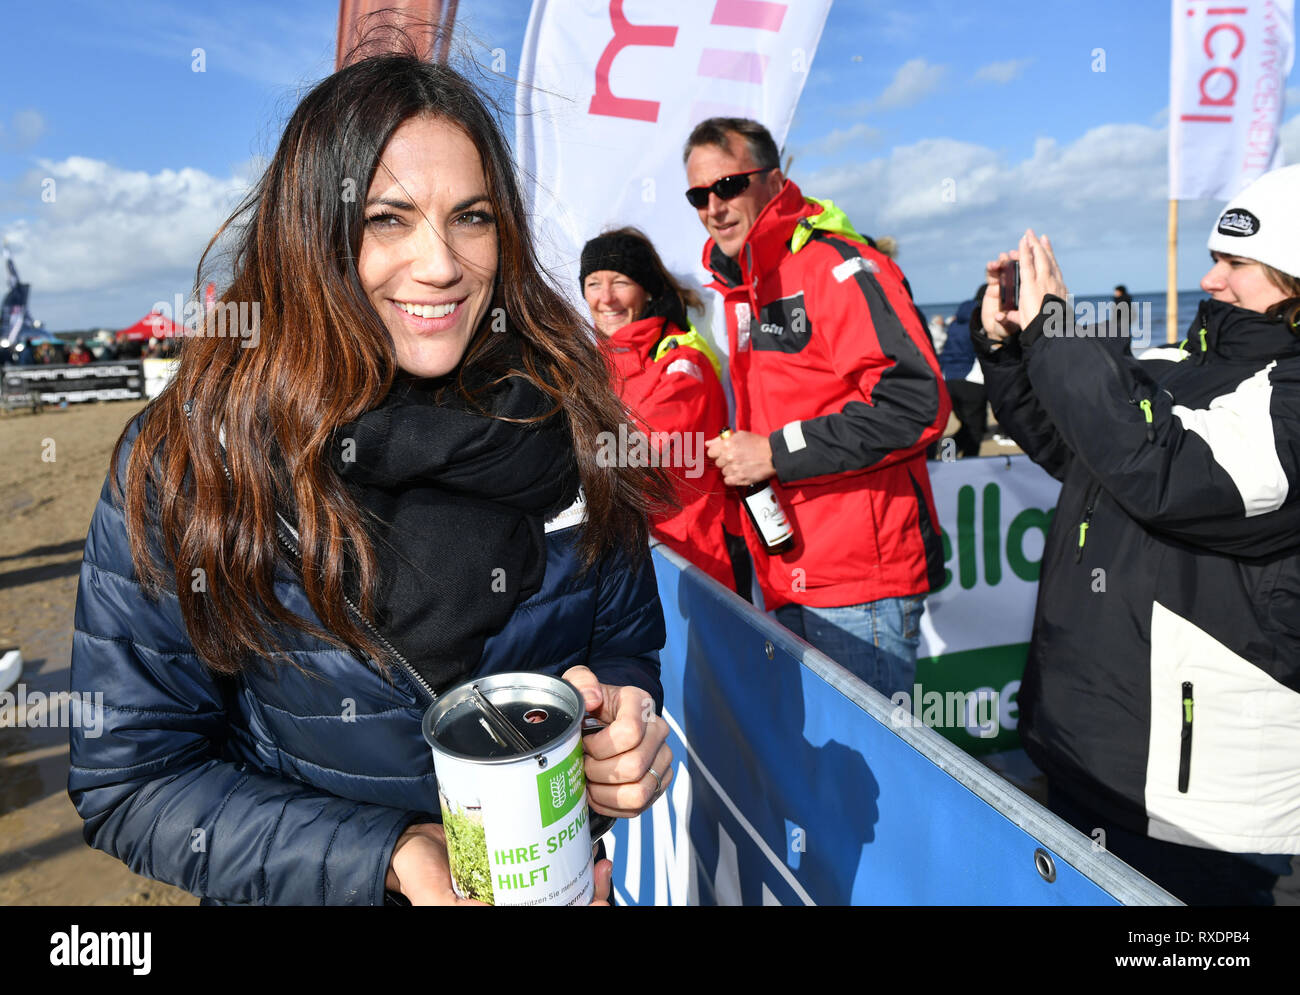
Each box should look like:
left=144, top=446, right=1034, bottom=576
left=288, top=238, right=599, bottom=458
left=999, top=261, right=1019, bottom=314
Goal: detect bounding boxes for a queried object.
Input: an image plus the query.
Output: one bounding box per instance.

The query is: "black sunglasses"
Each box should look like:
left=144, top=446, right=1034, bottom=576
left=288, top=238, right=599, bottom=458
left=684, top=167, right=776, bottom=209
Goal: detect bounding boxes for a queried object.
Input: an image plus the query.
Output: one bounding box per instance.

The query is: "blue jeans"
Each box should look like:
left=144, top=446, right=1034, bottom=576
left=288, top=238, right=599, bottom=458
left=774, top=595, right=924, bottom=697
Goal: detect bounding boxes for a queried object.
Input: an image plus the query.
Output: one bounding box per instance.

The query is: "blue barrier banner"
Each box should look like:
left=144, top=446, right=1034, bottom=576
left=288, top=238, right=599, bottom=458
left=605, top=546, right=1176, bottom=906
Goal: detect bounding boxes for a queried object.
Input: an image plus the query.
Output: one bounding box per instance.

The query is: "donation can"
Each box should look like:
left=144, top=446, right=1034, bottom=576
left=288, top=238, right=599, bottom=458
left=422, top=672, right=597, bottom=906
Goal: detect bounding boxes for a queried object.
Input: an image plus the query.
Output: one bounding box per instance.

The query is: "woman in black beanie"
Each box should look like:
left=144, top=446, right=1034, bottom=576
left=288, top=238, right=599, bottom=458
left=581, top=227, right=748, bottom=595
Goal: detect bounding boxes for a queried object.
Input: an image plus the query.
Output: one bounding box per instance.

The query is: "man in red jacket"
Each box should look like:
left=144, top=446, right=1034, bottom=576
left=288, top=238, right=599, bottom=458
left=689, top=118, right=950, bottom=696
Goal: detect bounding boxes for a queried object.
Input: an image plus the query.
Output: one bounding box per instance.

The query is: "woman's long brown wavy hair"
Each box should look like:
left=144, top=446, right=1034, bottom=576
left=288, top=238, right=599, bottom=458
left=114, top=53, right=674, bottom=676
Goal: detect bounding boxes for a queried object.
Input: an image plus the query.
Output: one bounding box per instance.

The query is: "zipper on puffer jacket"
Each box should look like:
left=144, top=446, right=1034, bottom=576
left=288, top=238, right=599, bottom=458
left=266, top=510, right=438, bottom=703
left=193, top=404, right=438, bottom=703
left=1075, top=482, right=1102, bottom=562
left=1178, top=681, right=1194, bottom=793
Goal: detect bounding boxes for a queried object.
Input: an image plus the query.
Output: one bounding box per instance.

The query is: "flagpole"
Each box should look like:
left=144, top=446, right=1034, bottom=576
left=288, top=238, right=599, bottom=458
left=435, top=0, right=458, bottom=63
left=336, top=1, right=449, bottom=70
left=1166, top=198, right=1178, bottom=344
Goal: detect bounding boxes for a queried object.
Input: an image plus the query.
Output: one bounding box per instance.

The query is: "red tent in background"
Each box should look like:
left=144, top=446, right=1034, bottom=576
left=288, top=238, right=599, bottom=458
left=116, top=310, right=182, bottom=342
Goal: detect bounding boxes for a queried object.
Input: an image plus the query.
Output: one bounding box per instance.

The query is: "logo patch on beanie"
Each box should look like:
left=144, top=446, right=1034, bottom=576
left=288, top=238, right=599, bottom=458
left=1217, top=209, right=1260, bottom=237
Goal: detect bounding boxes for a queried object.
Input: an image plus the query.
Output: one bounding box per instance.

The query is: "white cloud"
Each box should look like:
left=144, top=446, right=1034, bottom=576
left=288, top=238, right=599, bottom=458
left=2, top=156, right=255, bottom=328
left=874, top=58, right=946, bottom=112
left=974, top=59, right=1033, bottom=84
left=1287, top=87, right=1300, bottom=110
left=802, top=121, right=1222, bottom=302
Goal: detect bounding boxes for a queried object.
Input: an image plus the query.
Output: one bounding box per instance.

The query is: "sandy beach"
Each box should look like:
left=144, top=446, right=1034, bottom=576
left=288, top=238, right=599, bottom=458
left=0, top=397, right=196, bottom=905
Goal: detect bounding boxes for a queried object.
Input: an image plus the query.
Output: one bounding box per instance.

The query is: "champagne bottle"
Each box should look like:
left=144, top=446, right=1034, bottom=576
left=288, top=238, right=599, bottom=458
left=720, top=428, right=795, bottom=555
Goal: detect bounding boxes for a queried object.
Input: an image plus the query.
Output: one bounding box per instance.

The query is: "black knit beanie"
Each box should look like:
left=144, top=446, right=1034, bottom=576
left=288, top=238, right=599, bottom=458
left=579, top=233, right=665, bottom=299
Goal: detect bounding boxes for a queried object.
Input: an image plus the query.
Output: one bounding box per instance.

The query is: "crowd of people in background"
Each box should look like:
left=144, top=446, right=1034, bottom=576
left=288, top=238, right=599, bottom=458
left=4, top=340, right=63, bottom=365
left=1, top=332, right=182, bottom=366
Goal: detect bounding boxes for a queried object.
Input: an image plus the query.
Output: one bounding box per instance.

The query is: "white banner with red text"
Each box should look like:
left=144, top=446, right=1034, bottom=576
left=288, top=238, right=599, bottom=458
left=515, top=0, right=830, bottom=357
left=1170, top=0, right=1294, bottom=200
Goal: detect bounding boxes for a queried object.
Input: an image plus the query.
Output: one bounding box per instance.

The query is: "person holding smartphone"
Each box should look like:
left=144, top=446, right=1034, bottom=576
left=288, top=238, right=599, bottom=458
left=974, top=164, right=1300, bottom=905
left=68, top=51, right=674, bottom=906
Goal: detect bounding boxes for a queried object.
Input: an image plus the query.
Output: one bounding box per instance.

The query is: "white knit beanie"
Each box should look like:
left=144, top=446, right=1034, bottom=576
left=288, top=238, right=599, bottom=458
left=1207, top=163, right=1300, bottom=279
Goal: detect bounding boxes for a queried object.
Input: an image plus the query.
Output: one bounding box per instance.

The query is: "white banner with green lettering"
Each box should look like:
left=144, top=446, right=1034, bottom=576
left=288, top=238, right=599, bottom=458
left=913, top=455, right=1061, bottom=755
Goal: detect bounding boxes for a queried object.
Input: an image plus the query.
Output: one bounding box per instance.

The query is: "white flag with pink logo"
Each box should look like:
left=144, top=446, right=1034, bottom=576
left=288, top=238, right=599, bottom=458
left=516, top=0, right=830, bottom=348
left=1169, top=0, right=1294, bottom=200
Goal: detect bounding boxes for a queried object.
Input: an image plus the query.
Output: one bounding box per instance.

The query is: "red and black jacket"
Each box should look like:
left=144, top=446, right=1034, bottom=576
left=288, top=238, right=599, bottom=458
left=702, top=180, right=950, bottom=609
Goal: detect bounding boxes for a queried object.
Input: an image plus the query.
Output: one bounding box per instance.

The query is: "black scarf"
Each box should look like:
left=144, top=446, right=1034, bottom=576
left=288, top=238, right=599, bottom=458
left=331, top=356, right=579, bottom=693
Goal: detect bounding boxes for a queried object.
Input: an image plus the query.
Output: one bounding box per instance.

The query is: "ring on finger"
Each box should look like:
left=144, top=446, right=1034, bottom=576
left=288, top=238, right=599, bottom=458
left=647, top=765, right=663, bottom=793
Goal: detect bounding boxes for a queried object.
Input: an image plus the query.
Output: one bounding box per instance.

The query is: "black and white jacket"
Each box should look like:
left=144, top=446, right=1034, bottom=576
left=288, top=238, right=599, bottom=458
left=977, top=295, right=1300, bottom=854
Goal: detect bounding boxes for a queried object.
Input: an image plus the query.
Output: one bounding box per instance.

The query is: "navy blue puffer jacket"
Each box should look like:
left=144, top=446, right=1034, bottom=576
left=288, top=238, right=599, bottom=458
left=67, top=414, right=666, bottom=905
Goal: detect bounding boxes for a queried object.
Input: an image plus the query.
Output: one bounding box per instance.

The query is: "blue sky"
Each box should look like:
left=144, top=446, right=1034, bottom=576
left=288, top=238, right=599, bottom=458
left=3, top=0, right=1299, bottom=329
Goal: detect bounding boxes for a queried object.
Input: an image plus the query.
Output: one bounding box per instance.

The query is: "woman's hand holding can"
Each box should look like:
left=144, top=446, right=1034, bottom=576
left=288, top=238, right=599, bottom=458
left=562, top=665, right=673, bottom=818
left=386, top=823, right=487, bottom=906
left=386, top=822, right=614, bottom=905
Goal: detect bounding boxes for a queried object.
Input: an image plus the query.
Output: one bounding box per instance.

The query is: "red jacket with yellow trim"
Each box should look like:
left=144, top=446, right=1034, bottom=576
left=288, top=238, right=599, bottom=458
left=702, top=180, right=950, bottom=609
left=603, top=316, right=736, bottom=589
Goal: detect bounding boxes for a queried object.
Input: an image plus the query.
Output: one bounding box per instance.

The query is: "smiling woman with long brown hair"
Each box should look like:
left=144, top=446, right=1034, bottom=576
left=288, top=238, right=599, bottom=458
left=67, top=52, right=675, bottom=906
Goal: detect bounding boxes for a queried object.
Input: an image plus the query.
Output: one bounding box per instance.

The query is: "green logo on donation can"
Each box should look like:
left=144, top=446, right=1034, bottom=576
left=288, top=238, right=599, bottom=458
left=538, top=740, right=585, bottom=827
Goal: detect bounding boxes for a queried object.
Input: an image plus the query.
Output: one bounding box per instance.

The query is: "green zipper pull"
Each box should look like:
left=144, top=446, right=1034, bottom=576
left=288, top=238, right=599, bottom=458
left=1179, top=681, right=1194, bottom=793
left=1199, top=326, right=1208, bottom=353
left=1075, top=486, right=1101, bottom=563
left=1139, top=398, right=1155, bottom=442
